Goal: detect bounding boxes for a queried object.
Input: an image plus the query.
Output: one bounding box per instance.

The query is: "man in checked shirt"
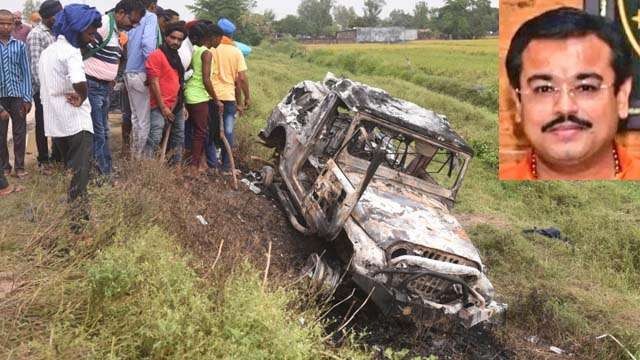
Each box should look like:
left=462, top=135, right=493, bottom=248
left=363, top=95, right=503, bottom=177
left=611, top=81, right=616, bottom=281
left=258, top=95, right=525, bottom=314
left=26, top=0, right=63, bottom=173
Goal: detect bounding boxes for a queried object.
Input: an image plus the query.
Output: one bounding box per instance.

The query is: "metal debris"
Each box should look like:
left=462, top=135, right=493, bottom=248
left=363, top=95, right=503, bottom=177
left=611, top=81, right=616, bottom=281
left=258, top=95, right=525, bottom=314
left=195, top=215, right=208, bottom=226
left=526, top=335, right=539, bottom=344
left=241, top=179, right=261, bottom=194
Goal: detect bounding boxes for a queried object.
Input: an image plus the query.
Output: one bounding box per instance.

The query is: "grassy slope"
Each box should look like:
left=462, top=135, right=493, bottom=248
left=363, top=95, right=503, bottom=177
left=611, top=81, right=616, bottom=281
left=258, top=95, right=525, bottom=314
left=245, top=42, right=640, bottom=357
left=0, top=162, right=370, bottom=358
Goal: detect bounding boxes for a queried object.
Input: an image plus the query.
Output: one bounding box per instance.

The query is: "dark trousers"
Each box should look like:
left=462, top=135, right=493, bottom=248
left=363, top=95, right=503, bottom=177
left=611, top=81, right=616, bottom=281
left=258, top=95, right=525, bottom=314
left=184, top=111, right=218, bottom=168
left=121, top=84, right=132, bottom=155
left=33, top=92, right=51, bottom=164
left=186, top=102, right=209, bottom=168
left=53, top=131, right=93, bottom=201
left=0, top=97, right=27, bottom=171
left=0, top=167, right=7, bottom=190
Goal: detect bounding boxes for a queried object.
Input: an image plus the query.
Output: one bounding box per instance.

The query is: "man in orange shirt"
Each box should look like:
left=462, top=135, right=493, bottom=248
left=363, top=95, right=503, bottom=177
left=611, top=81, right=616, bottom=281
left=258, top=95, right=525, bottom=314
left=502, top=7, right=640, bottom=180
left=209, top=18, right=250, bottom=174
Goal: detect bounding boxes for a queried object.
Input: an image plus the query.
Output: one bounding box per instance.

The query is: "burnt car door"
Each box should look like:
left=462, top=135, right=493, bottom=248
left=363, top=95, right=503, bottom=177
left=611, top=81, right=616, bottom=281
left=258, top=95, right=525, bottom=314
left=302, top=126, right=386, bottom=240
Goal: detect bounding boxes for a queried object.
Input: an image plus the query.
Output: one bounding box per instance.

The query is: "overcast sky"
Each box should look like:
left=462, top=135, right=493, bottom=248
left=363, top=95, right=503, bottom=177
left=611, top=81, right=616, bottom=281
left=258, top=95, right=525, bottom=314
left=16, top=0, right=498, bottom=21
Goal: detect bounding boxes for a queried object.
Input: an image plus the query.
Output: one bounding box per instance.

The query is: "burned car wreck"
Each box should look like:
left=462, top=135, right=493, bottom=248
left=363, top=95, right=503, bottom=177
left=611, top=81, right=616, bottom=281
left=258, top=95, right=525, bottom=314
left=259, top=73, right=505, bottom=328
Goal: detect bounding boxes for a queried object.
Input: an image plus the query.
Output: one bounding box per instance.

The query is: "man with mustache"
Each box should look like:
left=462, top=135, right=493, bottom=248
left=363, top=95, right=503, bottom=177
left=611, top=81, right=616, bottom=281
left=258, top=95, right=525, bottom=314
left=501, top=7, right=640, bottom=180
left=144, top=21, right=186, bottom=163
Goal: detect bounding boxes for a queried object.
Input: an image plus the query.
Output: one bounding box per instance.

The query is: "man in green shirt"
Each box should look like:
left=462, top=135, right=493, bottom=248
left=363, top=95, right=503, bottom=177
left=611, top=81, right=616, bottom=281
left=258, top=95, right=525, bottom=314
left=183, top=21, right=223, bottom=174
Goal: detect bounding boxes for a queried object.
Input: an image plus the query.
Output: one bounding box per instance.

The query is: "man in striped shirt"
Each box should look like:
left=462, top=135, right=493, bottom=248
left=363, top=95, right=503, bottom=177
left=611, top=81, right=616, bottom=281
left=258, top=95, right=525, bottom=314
left=0, top=9, right=32, bottom=179
left=84, top=0, right=145, bottom=177
left=27, top=0, right=62, bottom=170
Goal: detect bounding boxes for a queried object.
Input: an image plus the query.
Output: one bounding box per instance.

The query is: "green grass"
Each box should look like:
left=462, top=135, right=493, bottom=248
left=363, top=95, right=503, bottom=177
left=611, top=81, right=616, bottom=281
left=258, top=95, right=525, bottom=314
left=0, top=162, right=371, bottom=359
left=299, top=39, right=498, bottom=112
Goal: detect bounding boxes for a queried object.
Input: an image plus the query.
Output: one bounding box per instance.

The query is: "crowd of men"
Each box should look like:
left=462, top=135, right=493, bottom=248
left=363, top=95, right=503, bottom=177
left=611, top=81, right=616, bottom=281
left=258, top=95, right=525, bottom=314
left=0, top=0, right=251, bottom=214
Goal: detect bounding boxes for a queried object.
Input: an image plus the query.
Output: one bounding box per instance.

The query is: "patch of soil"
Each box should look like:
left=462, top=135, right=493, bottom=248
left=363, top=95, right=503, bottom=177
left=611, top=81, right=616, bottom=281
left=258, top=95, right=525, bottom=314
left=0, top=272, right=20, bottom=300
left=456, top=213, right=509, bottom=229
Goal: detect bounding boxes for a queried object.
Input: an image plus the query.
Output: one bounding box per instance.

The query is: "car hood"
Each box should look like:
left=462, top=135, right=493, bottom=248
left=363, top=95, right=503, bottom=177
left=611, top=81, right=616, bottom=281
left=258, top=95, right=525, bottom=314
left=350, top=179, right=483, bottom=268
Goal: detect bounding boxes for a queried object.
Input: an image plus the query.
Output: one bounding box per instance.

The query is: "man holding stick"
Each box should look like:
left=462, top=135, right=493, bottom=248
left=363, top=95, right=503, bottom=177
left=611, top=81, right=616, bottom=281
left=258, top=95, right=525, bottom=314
left=212, top=18, right=250, bottom=176
left=144, top=21, right=186, bottom=164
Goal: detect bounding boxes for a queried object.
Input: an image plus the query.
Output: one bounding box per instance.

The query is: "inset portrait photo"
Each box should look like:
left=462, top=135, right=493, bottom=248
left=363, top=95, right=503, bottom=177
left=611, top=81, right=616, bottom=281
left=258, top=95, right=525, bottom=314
left=499, top=1, right=640, bottom=180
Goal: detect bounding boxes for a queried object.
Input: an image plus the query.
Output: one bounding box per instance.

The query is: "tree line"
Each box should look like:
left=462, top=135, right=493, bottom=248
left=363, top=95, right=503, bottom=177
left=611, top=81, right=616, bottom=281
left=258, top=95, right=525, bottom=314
left=22, top=0, right=497, bottom=46
left=187, top=0, right=497, bottom=44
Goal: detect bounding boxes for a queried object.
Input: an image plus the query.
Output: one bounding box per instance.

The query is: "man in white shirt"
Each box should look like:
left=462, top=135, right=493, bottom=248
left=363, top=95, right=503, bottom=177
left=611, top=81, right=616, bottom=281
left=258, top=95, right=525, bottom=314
left=39, top=4, right=101, bottom=215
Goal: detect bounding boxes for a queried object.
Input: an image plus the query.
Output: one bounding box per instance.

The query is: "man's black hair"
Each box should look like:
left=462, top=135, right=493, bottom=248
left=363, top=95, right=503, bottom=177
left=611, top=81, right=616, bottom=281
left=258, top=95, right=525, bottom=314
left=164, top=9, right=179, bottom=19
left=115, top=0, right=146, bottom=16
left=142, top=0, right=157, bottom=8
left=164, top=20, right=185, bottom=38
left=210, top=24, right=223, bottom=37
left=189, top=21, right=223, bottom=43
left=506, top=7, right=632, bottom=93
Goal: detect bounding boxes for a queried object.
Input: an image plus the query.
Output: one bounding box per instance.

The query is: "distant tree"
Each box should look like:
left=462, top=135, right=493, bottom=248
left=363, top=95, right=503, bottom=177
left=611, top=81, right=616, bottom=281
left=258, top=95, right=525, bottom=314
left=274, top=14, right=309, bottom=36
left=434, top=0, right=472, bottom=39
left=322, top=23, right=340, bottom=37
left=469, top=0, right=496, bottom=36
left=236, top=12, right=267, bottom=45
left=412, top=1, right=431, bottom=29
left=489, top=7, right=498, bottom=33
left=333, top=5, right=357, bottom=29
left=187, top=0, right=256, bottom=24
left=22, top=0, right=41, bottom=20
left=263, top=9, right=276, bottom=23
left=350, top=16, right=370, bottom=28
left=386, top=9, right=412, bottom=27
left=297, top=0, right=334, bottom=37
left=362, top=0, right=386, bottom=27
left=432, top=0, right=497, bottom=38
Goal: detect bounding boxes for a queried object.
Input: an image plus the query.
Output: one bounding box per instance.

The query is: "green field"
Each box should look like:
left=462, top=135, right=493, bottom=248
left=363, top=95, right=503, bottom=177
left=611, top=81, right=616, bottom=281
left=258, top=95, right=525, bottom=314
left=301, top=40, right=498, bottom=112
left=1, top=39, right=639, bottom=359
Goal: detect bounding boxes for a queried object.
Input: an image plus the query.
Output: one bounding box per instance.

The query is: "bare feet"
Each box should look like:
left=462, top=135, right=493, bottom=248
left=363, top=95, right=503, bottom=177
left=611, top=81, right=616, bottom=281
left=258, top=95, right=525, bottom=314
left=0, top=185, right=25, bottom=197
left=39, top=165, right=54, bottom=176
left=13, top=169, right=29, bottom=179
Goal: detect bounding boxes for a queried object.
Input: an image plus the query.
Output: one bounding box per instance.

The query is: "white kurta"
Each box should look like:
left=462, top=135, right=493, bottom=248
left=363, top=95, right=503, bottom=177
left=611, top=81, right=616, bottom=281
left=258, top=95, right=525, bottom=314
left=39, top=35, right=93, bottom=138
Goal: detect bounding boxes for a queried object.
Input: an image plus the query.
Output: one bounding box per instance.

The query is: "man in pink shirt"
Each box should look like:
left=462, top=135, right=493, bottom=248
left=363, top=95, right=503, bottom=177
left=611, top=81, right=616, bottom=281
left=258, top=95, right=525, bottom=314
left=144, top=21, right=186, bottom=164
left=10, top=11, right=31, bottom=42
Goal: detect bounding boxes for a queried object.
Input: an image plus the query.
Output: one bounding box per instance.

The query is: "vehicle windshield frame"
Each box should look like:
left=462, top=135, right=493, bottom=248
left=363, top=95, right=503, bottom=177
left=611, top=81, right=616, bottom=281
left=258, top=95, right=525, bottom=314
left=333, top=112, right=470, bottom=202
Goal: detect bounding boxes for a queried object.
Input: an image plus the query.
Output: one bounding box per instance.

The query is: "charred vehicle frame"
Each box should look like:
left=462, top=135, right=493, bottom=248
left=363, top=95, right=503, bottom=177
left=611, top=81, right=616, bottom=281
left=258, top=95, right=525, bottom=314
left=259, top=74, right=506, bottom=328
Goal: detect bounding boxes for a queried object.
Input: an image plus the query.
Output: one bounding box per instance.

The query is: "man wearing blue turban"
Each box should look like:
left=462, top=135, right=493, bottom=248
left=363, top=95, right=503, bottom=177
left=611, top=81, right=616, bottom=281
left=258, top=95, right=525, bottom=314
left=39, top=4, right=102, bottom=231
left=52, top=4, right=102, bottom=48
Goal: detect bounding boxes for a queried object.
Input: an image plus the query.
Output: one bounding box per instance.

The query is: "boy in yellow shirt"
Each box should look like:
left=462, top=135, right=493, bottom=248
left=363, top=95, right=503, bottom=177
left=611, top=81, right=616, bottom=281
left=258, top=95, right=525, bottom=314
left=210, top=18, right=250, bottom=174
